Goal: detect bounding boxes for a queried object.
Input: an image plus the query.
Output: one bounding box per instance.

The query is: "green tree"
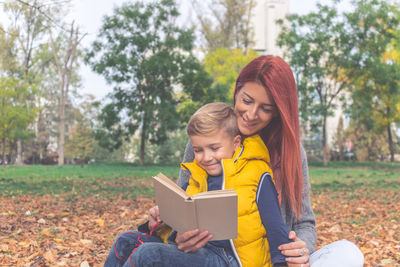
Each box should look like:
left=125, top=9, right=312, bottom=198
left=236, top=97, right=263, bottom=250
left=204, top=48, right=259, bottom=101
left=341, top=0, right=400, bottom=162
left=177, top=48, right=258, bottom=123
left=0, top=77, right=36, bottom=164
left=2, top=0, right=60, bottom=164
left=277, top=3, right=348, bottom=165
left=85, top=0, right=204, bottom=165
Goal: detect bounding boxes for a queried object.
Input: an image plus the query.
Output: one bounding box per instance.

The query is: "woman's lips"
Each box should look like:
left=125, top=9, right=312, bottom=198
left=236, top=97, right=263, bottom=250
left=240, top=116, right=257, bottom=128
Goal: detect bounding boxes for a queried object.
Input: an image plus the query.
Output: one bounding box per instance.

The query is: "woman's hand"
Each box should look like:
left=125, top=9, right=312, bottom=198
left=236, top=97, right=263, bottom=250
left=175, top=229, right=213, bottom=253
left=148, top=206, right=161, bottom=230
left=278, top=231, right=310, bottom=267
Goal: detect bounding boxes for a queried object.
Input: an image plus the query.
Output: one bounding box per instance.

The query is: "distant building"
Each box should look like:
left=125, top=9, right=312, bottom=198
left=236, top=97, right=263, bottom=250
left=251, top=0, right=289, bottom=57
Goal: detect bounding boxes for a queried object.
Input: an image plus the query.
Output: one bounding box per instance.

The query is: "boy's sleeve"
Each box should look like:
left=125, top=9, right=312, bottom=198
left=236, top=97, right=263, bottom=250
left=256, top=172, right=292, bottom=265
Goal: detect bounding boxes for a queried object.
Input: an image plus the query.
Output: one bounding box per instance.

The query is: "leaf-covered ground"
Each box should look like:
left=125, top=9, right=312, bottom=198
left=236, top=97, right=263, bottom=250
left=1, top=188, right=399, bottom=266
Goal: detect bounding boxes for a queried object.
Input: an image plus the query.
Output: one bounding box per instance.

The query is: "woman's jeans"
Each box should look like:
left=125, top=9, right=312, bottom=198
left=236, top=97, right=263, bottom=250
left=310, top=239, right=364, bottom=267
left=103, top=230, right=239, bottom=267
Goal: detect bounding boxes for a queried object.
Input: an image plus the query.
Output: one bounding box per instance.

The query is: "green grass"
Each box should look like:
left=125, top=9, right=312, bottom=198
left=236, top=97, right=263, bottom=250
left=0, top=161, right=399, bottom=198
left=0, top=163, right=180, bottom=198
left=309, top=161, right=400, bottom=194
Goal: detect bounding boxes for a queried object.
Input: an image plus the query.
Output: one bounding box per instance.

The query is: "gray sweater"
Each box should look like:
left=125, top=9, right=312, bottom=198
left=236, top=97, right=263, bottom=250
left=177, top=140, right=317, bottom=254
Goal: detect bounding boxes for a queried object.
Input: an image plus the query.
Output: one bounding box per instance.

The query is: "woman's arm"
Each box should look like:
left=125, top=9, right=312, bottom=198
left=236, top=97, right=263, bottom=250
left=177, top=140, right=194, bottom=188
left=278, top=144, right=316, bottom=265
left=291, top=144, right=317, bottom=254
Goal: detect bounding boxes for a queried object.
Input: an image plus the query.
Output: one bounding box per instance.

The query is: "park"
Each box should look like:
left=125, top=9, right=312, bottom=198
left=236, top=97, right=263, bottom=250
left=1, top=0, right=400, bottom=266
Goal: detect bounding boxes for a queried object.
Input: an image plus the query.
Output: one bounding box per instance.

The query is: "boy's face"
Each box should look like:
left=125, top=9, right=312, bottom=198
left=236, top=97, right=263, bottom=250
left=190, top=130, right=241, bottom=176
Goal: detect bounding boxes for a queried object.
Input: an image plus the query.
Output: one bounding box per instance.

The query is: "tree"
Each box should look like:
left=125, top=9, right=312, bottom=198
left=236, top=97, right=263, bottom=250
left=203, top=48, right=259, bottom=101
left=2, top=0, right=58, bottom=164
left=192, top=0, right=255, bottom=51
left=333, top=116, right=344, bottom=161
left=0, top=77, right=36, bottom=164
left=277, top=3, right=349, bottom=165
left=177, top=48, right=259, bottom=124
left=85, top=0, right=204, bottom=165
left=341, top=0, right=400, bottom=162
left=49, top=22, right=84, bottom=165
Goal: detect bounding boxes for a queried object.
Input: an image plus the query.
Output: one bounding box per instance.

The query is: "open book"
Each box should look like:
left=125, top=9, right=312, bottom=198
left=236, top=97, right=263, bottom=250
left=153, top=173, right=238, bottom=241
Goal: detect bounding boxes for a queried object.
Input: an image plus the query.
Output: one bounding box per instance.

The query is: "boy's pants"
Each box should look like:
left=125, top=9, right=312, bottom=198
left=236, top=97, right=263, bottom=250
left=103, top=230, right=239, bottom=267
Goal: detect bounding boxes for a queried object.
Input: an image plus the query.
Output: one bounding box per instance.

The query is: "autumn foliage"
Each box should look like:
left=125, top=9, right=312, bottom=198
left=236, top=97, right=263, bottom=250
left=0, top=163, right=399, bottom=266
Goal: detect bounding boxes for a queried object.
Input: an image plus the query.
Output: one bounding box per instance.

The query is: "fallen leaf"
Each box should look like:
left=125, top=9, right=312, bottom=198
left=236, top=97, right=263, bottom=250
left=43, top=250, right=55, bottom=263
left=80, top=239, right=92, bottom=246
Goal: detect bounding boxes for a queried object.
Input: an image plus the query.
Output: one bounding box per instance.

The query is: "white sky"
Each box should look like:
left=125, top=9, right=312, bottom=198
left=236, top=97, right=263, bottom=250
left=67, top=0, right=353, bottom=100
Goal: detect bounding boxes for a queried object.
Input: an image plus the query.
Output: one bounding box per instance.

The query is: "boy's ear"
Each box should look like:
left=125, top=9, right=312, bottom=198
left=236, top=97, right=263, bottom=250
left=233, top=135, right=241, bottom=150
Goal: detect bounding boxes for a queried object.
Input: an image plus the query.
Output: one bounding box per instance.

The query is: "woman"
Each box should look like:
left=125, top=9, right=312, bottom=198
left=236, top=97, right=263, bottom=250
left=176, top=55, right=364, bottom=266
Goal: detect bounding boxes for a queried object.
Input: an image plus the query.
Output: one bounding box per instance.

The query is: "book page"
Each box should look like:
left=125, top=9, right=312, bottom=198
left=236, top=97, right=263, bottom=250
left=153, top=174, right=197, bottom=233
left=194, top=194, right=238, bottom=240
left=153, top=173, right=188, bottom=199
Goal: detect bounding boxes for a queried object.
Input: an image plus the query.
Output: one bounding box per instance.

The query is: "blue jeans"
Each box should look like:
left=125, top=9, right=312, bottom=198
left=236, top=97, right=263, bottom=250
left=104, top=230, right=239, bottom=267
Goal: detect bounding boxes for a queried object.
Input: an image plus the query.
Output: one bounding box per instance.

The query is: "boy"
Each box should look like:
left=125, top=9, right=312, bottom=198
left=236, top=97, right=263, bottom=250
left=104, top=102, right=292, bottom=267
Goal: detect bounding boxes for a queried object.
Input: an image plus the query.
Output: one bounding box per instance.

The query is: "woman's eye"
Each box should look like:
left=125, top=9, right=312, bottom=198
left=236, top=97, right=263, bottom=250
left=242, top=98, right=251, bottom=104
left=261, top=107, right=273, bottom=113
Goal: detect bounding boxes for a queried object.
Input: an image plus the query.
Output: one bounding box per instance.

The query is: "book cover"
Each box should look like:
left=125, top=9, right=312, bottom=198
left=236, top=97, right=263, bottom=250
left=153, top=173, right=238, bottom=240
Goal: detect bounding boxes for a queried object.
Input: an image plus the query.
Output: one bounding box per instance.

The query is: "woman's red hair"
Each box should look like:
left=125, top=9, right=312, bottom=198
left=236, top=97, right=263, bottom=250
left=234, top=55, right=303, bottom=218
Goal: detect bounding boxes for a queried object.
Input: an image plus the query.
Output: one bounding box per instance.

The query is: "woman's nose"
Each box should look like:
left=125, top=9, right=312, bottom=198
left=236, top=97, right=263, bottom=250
left=246, top=105, right=258, bottom=120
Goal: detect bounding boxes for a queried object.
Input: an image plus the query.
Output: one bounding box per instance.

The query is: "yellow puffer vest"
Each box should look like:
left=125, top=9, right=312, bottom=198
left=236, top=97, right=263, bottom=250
left=182, top=135, right=273, bottom=267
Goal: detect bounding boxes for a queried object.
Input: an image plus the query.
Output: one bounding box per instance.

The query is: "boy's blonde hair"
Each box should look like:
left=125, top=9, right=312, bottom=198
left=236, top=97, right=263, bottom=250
left=187, top=102, right=240, bottom=138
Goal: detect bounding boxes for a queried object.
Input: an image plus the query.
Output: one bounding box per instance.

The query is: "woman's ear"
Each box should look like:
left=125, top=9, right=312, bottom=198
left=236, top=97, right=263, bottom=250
left=233, top=135, right=242, bottom=150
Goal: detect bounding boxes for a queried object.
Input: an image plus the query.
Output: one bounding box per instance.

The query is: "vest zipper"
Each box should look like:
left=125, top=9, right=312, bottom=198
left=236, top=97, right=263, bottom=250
left=221, top=160, right=242, bottom=267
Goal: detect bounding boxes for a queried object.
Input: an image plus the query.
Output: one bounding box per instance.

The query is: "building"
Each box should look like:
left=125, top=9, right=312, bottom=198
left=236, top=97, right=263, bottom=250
left=252, top=0, right=289, bottom=57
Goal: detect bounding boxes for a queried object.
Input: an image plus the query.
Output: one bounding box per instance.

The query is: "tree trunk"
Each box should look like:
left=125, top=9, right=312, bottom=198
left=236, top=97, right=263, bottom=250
left=139, top=110, right=147, bottom=166
left=1, top=138, right=5, bottom=164
left=58, top=95, right=66, bottom=165
left=16, top=140, right=23, bottom=165
left=387, top=123, right=394, bottom=162
left=322, top=115, right=329, bottom=166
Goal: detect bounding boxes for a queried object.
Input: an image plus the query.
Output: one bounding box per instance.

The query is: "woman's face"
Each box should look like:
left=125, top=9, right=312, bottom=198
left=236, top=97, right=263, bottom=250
left=234, top=82, right=277, bottom=136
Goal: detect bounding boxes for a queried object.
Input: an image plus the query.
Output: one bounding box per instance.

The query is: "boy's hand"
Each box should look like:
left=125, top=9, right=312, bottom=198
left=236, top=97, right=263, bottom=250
left=148, top=206, right=161, bottom=230
left=176, top=229, right=213, bottom=253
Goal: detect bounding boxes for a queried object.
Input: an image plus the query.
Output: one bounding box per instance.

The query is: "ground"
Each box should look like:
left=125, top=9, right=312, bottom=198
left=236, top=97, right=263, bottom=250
left=0, top=162, right=399, bottom=266
left=0, top=188, right=398, bottom=266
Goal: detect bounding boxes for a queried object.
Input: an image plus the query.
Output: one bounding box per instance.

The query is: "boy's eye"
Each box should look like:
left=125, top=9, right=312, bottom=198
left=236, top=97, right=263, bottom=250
left=193, top=149, right=202, bottom=153
left=210, top=147, right=220, bottom=152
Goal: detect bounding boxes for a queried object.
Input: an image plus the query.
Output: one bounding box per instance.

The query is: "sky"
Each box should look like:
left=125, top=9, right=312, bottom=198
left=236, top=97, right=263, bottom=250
left=68, top=0, right=353, bottom=101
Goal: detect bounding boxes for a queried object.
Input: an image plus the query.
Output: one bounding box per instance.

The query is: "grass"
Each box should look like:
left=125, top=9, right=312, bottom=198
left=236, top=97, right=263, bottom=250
left=308, top=161, right=400, bottom=194
left=0, top=163, right=181, bottom=198
left=0, top=161, right=399, bottom=198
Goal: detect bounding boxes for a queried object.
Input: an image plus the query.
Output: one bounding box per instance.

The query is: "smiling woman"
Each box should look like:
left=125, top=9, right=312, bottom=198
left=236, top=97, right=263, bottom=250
left=178, top=55, right=364, bottom=267
left=234, top=82, right=277, bottom=136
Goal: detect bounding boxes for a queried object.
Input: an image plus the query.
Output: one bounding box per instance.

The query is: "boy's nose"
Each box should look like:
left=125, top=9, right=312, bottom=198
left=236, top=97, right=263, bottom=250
left=204, top=151, right=213, bottom=162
